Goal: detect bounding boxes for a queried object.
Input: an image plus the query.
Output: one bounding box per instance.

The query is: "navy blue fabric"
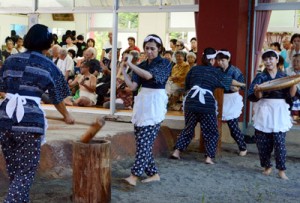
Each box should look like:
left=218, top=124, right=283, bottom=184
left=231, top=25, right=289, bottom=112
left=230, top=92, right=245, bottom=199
left=132, top=55, right=172, bottom=89
left=219, top=65, right=245, bottom=93
left=0, top=51, right=70, bottom=134
left=184, top=65, right=232, bottom=114
left=247, top=70, right=296, bottom=102
left=255, top=130, right=286, bottom=170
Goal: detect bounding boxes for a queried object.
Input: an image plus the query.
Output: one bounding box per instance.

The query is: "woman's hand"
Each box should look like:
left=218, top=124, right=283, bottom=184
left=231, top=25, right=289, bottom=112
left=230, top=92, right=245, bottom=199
left=254, top=84, right=263, bottom=99
left=230, top=86, right=240, bottom=92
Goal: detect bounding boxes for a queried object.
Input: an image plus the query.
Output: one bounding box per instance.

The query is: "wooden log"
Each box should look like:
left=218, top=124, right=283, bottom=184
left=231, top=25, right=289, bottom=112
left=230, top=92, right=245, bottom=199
left=73, top=139, right=111, bottom=203
left=200, top=88, right=224, bottom=154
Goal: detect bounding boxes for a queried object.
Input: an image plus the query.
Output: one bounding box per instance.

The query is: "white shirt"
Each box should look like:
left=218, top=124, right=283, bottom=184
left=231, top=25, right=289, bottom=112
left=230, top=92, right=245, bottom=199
left=102, top=41, right=122, bottom=59
left=56, top=55, right=74, bottom=76
left=62, top=44, right=78, bottom=54
left=11, top=47, right=27, bottom=54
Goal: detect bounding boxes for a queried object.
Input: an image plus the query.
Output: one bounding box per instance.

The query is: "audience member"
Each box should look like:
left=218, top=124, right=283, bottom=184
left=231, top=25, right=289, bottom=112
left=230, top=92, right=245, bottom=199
left=62, top=35, right=78, bottom=54
left=65, top=61, right=97, bottom=106
left=285, top=53, right=300, bottom=121
left=84, top=47, right=101, bottom=77
left=186, top=52, right=197, bottom=67
left=189, top=37, right=197, bottom=55
left=125, top=36, right=140, bottom=52
left=75, top=34, right=86, bottom=57
left=101, top=32, right=122, bottom=61
left=57, top=48, right=75, bottom=80
left=166, top=50, right=190, bottom=110
left=281, top=37, right=291, bottom=68
left=50, top=44, right=61, bottom=65
left=2, top=38, right=14, bottom=60
left=11, top=37, right=26, bottom=54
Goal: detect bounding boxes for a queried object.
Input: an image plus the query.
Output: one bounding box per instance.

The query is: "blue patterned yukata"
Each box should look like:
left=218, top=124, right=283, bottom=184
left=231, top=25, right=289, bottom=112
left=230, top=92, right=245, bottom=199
left=220, top=65, right=247, bottom=152
left=130, top=55, right=172, bottom=177
left=248, top=70, right=300, bottom=170
left=0, top=51, right=70, bottom=203
left=174, top=65, right=232, bottom=159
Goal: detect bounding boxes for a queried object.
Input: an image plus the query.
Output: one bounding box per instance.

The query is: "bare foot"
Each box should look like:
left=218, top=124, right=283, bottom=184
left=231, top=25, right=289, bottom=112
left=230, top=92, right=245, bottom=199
left=239, top=150, right=247, bottom=157
left=278, top=170, right=289, bottom=180
left=262, top=167, right=272, bottom=176
left=205, top=157, right=214, bottom=164
left=141, top=174, right=160, bottom=183
left=170, top=149, right=180, bottom=159
left=124, top=174, right=138, bottom=186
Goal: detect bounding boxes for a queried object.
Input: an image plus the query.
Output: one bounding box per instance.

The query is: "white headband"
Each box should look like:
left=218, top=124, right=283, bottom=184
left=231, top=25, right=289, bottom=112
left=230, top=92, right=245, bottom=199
left=144, top=35, right=162, bottom=44
left=263, top=49, right=279, bottom=59
left=217, top=50, right=231, bottom=58
left=206, top=53, right=217, bottom=59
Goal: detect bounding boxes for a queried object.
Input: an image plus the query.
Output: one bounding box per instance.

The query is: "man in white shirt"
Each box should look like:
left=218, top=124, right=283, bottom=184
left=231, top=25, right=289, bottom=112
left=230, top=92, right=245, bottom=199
left=57, top=48, right=75, bottom=80
left=51, top=44, right=61, bottom=65
left=100, top=32, right=122, bottom=61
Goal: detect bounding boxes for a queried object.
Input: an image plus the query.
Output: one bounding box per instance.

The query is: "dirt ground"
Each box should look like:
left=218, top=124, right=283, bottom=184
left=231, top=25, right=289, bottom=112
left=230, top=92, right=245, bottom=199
left=1, top=140, right=300, bottom=203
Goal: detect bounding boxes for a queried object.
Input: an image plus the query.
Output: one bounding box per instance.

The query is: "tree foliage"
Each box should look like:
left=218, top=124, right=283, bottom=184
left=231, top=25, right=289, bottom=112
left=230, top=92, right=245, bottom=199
left=118, top=13, right=139, bottom=29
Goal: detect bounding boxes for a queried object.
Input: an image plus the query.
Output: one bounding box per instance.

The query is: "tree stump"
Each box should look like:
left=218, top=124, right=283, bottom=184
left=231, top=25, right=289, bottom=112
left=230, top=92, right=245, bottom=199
left=200, top=88, right=224, bottom=154
left=73, top=139, right=111, bottom=203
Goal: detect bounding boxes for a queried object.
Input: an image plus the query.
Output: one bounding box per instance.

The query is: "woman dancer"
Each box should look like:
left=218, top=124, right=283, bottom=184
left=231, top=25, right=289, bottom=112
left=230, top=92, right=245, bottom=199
left=248, top=50, right=298, bottom=179
left=216, top=50, right=247, bottom=156
left=0, top=24, right=74, bottom=203
left=121, top=34, right=172, bottom=186
left=171, top=48, right=245, bottom=164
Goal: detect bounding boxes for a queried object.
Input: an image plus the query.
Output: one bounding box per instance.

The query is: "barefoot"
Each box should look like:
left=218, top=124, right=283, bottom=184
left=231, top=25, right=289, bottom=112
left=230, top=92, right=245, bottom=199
left=239, top=150, right=247, bottom=157
left=262, top=167, right=272, bottom=176
left=170, top=149, right=180, bottom=159
left=278, top=170, right=289, bottom=180
left=124, top=174, right=138, bottom=186
left=141, top=174, right=160, bottom=183
left=205, top=157, right=214, bottom=164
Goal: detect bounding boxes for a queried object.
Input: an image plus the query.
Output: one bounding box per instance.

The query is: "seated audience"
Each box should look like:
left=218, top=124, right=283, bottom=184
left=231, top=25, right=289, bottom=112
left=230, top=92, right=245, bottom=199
left=57, top=48, right=75, bottom=80
left=64, top=61, right=97, bottom=106
left=62, top=35, right=78, bottom=54
left=11, top=37, right=26, bottom=54
left=166, top=50, right=190, bottom=110
left=186, top=52, right=197, bottom=67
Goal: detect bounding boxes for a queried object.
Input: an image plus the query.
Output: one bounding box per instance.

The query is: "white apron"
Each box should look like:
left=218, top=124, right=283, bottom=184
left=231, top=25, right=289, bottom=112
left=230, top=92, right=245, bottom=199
left=252, top=99, right=292, bottom=133
left=222, top=92, right=243, bottom=121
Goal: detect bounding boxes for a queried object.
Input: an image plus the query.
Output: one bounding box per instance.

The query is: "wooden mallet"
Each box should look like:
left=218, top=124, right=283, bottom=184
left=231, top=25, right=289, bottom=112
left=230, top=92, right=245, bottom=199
left=46, top=116, right=106, bottom=143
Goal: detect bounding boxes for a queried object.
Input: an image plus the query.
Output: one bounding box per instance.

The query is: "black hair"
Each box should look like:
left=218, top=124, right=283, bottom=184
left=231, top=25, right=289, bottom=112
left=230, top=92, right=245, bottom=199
left=66, top=34, right=75, bottom=41
left=5, top=37, right=13, bottom=44
left=164, top=50, right=173, bottom=56
left=290, top=33, right=300, bottom=44
left=66, top=30, right=72, bottom=35
left=170, top=39, right=177, bottom=45
left=71, top=30, right=76, bottom=37
left=11, top=30, right=16, bottom=36
left=68, top=49, right=76, bottom=58
left=270, top=42, right=282, bottom=51
left=190, top=37, right=196, bottom=42
left=87, top=38, right=95, bottom=47
left=128, top=36, right=135, bottom=43
left=262, top=50, right=278, bottom=60
left=262, top=50, right=281, bottom=73
left=201, top=47, right=216, bottom=66
left=24, top=24, right=53, bottom=51
left=143, top=34, right=164, bottom=54
left=77, top=34, right=84, bottom=41
left=216, top=49, right=230, bottom=60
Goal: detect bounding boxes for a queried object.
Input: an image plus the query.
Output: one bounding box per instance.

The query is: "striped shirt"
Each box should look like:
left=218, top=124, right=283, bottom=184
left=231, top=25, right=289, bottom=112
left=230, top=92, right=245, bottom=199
left=132, top=55, right=172, bottom=89
left=184, top=65, right=232, bottom=113
left=220, top=65, right=245, bottom=93
left=247, top=70, right=298, bottom=102
left=0, top=51, right=70, bottom=134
